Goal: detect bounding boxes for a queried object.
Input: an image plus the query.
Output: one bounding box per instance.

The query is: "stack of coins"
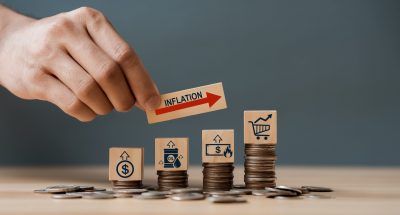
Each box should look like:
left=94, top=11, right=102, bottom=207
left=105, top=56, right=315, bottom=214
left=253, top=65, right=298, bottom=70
left=111, top=180, right=143, bottom=190
left=157, top=170, right=188, bottom=191
left=244, top=144, right=276, bottom=189
left=202, top=163, right=234, bottom=192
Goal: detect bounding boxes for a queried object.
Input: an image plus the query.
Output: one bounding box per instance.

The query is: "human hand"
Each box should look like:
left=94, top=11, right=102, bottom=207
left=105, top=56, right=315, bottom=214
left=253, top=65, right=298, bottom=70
left=0, top=6, right=160, bottom=121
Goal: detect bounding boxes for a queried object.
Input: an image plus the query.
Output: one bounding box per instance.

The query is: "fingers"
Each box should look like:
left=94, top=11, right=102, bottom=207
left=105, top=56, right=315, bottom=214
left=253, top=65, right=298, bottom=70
left=38, top=74, right=96, bottom=122
left=47, top=52, right=113, bottom=115
left=64, top=33, right=136, bottom=112
left=70, top=7, right=161, bottom=110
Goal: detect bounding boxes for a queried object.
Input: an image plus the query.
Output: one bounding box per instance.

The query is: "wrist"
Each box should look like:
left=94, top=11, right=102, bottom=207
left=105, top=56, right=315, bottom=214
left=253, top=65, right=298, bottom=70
left=0, top=5, right=35, bottom=87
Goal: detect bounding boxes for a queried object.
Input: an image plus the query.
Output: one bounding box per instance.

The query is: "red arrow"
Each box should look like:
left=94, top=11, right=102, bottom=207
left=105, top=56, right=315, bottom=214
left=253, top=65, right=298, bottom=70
left=155, top=92, right=221, bottom=115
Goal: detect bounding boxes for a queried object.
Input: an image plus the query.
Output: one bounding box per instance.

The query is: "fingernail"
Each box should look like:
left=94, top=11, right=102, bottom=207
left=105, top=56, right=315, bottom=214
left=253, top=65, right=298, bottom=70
left=145, top=95, right=161, bottom=111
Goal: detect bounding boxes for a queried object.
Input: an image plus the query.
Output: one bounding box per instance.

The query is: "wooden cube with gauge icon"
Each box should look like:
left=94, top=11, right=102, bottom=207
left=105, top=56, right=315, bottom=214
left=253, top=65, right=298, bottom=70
left=202, top=129, right=234, bottom=163
left=155, top=138, right=189, bottom=171
left=109, top=147, right=144, bottom=181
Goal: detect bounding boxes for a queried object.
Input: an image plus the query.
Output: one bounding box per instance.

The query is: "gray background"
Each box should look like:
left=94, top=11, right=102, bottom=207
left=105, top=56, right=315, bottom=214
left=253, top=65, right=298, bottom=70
left=1, top=0, right=399, bottom=166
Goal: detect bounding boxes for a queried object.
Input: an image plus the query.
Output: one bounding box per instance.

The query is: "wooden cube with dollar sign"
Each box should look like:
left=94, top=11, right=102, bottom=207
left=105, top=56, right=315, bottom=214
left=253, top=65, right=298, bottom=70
left=202, top=129, right=234, bottom=163
left=109, top=147, right=144, bottom=181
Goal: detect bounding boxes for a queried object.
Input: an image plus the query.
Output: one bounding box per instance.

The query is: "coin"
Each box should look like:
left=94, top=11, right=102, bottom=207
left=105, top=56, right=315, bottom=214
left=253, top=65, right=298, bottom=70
left=46, top=185, right=80, bottom=193
left=51, top=193, right=82, bottom=199
left=252, top=190, right=271, bottom=196
left=141, top=191, right=170, bottom=196
left=157, top=170, right=188, bottom=190
left=114, top=193, right=134, bottom=198
left=171, top=193, right=205, bottom=201
left=114, top=189, right=148, bottom=194
left=134, top=194, right=168, bottom=200
left=34, top=189, right=51, bottom=194
left=275, top=186, right=302, bottom=195
left=82, top=193, right=116, bottom=199
left=170, top=188, right=203, bottom=194
left=301, top=186, right=333, bottom=192
left=207, top=190, right=241, bottom=197
left=229, top=189, right=253, bottom=195
left=303, top=194, right=332, bottom=199
left=208, top=196, right=247, bottom=203
left=203, top=162, right=234, bottom=192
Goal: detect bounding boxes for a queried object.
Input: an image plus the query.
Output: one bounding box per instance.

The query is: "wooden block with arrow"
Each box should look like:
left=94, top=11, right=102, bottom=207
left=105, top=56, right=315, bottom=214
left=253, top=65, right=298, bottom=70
left=109, top=147, right=144, bottom=181
left=202, top=129, right=234, bottom=163
left=146, top=82, right=227, bottom=124
left=244, top=110, right=277, bottom=144
left=155, top=138, right=189, bottom=171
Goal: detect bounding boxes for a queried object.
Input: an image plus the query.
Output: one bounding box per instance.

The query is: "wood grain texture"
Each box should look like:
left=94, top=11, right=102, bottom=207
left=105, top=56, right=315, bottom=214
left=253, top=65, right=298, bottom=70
left=0, top=166, right=399, bottom=215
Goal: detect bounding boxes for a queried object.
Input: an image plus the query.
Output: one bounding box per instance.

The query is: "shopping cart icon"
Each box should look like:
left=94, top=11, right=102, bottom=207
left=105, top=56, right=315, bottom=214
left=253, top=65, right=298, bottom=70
left=248, top=117, right=271, bottom=140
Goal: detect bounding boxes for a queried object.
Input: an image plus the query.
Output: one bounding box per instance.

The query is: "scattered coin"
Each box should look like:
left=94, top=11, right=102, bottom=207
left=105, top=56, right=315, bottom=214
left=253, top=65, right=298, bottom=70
left=171, top=188, right=202, bottom=194
left=141, top=191, right=170, bottom=196
left=114, top=189, right=148, bottom=194
left=34, top=189, right=51, bottom=194
left=52, top=193, right=82, bottom=199
left=114, top=193, right=134, bottom=198
left=207, top=190, right=241, bottom=197
left=45, top=185, right=80, bottom=193
left=82, top=193, right=116, bottom=199
left=229, top=189, right=253, bottom=195
left=208, top=196, right=247, bottom=203
left=171, top=193, right=205, bottom=201
left=303, top=194, right=332, bottom=199
left=301, top=186, right=333, bottom=192
left=275, top=186, right=302, bottom=195
left=134, top=193, right=168, bottom=200
left=252, top=190, right=271, bottom=196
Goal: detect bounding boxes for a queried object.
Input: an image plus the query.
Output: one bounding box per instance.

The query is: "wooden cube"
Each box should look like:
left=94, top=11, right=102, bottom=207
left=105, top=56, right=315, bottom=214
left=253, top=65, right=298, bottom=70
left=109, top=147, right=144, bottom=181
left=244, top=110, right=277, bottom=144
left=202, top=129, right=234, bottom=163
left=146, top=82, right=227, bottom=124
left=155, top=138, right=189, bottom=171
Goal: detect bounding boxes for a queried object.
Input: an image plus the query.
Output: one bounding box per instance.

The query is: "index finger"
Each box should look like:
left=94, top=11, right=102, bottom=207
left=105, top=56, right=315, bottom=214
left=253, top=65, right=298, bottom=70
left=72, top=7, right=161, bottom=110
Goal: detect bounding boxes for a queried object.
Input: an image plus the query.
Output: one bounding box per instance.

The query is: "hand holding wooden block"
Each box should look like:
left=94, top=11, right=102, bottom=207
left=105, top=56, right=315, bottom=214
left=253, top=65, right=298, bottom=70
left=155, top=138, right=189, bottom=171
left=109, top=147, right=144, bottom=181
left=202, top=129, right=234, bottom=163
left=244, top=110, right=277, bottom=144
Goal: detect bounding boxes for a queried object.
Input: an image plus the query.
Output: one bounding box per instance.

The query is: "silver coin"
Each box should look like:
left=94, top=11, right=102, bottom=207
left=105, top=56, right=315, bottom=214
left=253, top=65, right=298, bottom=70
left=233, top=184, right=246, bottom=189
left=229, top=189, right=253, bottom=195
left=134, top=194, right=168, bottom=200
left=171, top=193, right=205, bottom=201
left=207, top=191, right=241, bottom=197
left=275, top=186, right=302, bottom=195
left=170, top=188, right=203, bottom=194
left=34, top=189, right=51, bottom=194
left=301, top=186, right=333, bottom=192
left=52, top=193, right=82, bottom=199
left=82, top=193, right=116, bottom=199
left=273, top=196, right=303, bottom=200
left=93, top=187, right=106, bottom=192
left=252, top=190, right=271, bottom=196
left=95, top=191, right=115, bottom=195
left=114, top=193, right=134, bottom=198
left=46, top=185, right=80, bottom=193
left=77, top=185, right=94, bottom=191
left=114, top=189, right=148, bottom=194
left=141, top=191, right=170, bottom=196
left=208, top=196, right=247, bottom=203
left=303, top=194, right=332, bottom=199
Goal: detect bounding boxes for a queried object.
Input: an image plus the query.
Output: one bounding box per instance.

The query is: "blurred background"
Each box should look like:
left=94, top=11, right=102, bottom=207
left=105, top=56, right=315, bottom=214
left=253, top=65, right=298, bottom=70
left=1, top=0, right=399, bottom=166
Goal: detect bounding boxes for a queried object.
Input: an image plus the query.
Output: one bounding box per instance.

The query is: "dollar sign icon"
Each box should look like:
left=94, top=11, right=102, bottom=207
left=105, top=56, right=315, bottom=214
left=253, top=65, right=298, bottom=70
left=117, top=160, right=134, bottom=178
left=215, top=146, right=221, bottom=154
left=122, top=163, right=129, bottom=175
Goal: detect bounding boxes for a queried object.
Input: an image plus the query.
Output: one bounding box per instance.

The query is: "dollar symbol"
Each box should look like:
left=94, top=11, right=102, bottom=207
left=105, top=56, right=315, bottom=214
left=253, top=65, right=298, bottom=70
left=122, top=163, right=129, bottom=175
left=216, top=146, right=221, bottom=153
